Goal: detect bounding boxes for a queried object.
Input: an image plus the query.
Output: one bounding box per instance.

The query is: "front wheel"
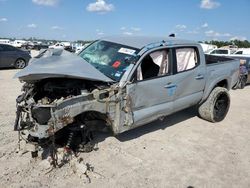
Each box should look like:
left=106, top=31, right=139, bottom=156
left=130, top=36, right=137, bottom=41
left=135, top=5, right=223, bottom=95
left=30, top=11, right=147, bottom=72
left=14, top=58, right=26, bottom=69
left=198, top=87, right=230, bottom=122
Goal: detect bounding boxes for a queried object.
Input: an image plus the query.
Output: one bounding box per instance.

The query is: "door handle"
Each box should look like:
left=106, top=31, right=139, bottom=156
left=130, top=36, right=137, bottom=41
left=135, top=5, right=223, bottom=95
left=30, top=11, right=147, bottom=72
left=164, top=83, right=176, bottom=89
left=195, top=74, right=204, bottom=80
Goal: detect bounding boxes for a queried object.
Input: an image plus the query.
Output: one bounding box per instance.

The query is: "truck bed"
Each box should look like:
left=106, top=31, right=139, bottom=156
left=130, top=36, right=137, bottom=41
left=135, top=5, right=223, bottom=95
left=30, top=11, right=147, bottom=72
left=205, top=54, right=234, bottom=65
left=202, top=55, right=239, bottom=102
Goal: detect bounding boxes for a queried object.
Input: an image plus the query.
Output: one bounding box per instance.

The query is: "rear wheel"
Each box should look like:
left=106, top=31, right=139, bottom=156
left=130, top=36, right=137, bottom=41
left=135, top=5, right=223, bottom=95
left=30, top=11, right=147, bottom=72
left=15, top=58, right=26, bottom=69
left=198, top=87, right=230, bottom=122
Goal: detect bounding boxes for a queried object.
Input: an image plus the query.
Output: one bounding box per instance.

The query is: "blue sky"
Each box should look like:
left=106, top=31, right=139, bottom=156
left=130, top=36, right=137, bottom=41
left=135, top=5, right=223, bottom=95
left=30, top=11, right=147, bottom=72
left=0, top=0, right=249, bottom=41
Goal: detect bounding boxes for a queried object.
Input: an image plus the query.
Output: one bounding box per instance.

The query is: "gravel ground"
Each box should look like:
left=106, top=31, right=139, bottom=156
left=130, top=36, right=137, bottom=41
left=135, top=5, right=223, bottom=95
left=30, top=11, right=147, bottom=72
left=0, top=69, right=249, bottom=188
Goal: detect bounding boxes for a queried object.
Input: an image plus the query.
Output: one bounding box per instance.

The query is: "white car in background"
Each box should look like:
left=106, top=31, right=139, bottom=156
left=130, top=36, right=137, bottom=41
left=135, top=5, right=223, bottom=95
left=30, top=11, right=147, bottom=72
left=206, top=48, right=233, bottom=55
left=49, top=42, right=71, bottom=49
left=75, top=43, right=90, bottom=54
left=12, top=40, right=27, bottom=48
left=0, top=39, right=11, bottom=44
left=233, top=48, right=250, bottom=55
left=199, top=43, right=217, bottom=53
left=49, top=43, right=65, bottom=49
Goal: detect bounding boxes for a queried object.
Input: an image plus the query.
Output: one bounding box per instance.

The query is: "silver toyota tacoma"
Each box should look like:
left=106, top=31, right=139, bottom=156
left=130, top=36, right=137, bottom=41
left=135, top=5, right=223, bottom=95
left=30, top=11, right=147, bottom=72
left=14, top=36, right=239, bottom=159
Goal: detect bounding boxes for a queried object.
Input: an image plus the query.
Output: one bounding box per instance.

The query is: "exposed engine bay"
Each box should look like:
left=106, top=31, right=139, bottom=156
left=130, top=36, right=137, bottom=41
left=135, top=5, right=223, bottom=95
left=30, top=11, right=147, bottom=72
left=14, top=78, right=114, bottom=166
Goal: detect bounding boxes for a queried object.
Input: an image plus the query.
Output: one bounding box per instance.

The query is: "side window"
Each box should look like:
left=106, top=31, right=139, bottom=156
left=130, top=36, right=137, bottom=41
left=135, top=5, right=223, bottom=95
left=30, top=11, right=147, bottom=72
left=176, top=48, right=198, bottom=73
left=220, top=50, right=228, bottom=54
left=235, top=51, right=243, bottom=54
left=3, top=45, right=15, bottom=51
left=210, top=50, right=217, bottom=54
left=137, top=49, right=170, bottom=81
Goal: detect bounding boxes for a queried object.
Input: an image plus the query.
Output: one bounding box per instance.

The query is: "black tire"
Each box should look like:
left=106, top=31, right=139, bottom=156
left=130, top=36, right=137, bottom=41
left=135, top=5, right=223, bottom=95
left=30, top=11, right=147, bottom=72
left=14, top=58, right=26, bottom=69
left=198, top=87, right=230, bottom=122
left=239, top=76, right=247, bottom=89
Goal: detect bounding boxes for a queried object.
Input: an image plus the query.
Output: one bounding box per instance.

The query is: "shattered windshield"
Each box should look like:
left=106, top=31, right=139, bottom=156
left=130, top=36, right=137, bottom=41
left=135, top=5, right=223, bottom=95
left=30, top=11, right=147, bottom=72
left=79, top=40, right=139, bottom=81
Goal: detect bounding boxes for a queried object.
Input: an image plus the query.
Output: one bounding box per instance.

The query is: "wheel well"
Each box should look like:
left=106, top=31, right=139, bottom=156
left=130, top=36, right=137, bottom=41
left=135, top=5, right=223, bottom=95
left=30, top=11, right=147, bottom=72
left=76, top=111, right=111, bottom=132
left=215, top=79, right=228, bottom=89
left=15, top=58, right=26, bottom=63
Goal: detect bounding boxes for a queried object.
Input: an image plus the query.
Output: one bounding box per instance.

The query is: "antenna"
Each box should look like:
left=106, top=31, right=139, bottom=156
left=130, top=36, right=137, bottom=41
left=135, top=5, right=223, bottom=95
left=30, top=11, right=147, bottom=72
left=169, top=33, right=175, bottom=37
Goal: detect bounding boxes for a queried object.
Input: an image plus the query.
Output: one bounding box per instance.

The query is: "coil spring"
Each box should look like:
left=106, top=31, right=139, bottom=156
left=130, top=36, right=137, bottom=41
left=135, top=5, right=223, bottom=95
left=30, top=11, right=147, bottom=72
left=66, top=131, right=75, bottom=149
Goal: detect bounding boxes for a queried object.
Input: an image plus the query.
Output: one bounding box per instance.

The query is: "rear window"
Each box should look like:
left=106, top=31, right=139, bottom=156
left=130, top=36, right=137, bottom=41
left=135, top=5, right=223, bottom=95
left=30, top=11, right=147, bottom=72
left=1, top=44, right=16, bottom=51
left=176, top=48, right=199, bottom=72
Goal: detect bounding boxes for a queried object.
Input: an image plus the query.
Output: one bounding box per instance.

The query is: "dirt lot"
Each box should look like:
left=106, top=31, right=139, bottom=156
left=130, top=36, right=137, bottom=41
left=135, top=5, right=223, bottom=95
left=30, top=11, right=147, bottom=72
left=0, top=69, right=249, bottom=188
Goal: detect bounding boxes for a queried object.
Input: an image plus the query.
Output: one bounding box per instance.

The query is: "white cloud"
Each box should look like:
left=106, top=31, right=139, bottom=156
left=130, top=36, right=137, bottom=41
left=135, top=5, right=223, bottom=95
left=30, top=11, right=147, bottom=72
left=230, top=36, right=247, bottom=41
left=87, top=0, right=114, bottom=13
left=200, top=0, right=220, bottom=9
left=27, top=23, right=37, bottom=28
left=97, top=32, right=104, bottom=36
left=120, top=27, right=141, bottom=35
left=32, top=0, right=58, bottom=6
left=201, top=23, right=208, bottom=28
left=175, top=24, right=187, bottom=30
left=123, top=31, right=133, bottom=36
left=0, top=17, right=7, bottom=22
left=187, top=30, right=199, bottom=34
left=205, top=30, right=231, bottom=37
left=51, top=25, right=63, bottom=30
left=131, top=27, right=141, bottom=32
left=96, top=29, right=105, bottom=35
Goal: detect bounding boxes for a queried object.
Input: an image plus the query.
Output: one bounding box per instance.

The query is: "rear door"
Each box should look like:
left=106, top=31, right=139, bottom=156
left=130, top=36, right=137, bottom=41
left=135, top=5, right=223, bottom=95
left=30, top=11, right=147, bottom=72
left=171, top=47, right=206, bottom=112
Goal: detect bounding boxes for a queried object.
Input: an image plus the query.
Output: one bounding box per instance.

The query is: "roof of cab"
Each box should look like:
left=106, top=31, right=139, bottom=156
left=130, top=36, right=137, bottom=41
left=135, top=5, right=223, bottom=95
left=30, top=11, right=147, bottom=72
left=101, top=36, right=196, bottom=49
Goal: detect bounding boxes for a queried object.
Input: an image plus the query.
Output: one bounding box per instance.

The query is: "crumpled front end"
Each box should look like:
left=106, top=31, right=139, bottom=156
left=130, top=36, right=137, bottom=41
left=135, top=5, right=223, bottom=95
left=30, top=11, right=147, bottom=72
left=14, top=77, right=120, bottom=160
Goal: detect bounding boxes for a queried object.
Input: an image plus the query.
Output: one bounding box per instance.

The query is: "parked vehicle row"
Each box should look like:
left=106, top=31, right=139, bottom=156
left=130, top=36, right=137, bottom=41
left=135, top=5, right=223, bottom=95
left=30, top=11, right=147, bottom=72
left=21, top=42, right=49, bottom=51
left=205, top=48, right=250, bottom=56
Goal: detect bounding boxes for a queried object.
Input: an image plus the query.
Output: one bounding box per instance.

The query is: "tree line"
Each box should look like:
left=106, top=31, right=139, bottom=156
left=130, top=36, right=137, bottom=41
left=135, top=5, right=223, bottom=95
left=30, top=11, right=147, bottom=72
left=202, top=40, right=250, bottom=48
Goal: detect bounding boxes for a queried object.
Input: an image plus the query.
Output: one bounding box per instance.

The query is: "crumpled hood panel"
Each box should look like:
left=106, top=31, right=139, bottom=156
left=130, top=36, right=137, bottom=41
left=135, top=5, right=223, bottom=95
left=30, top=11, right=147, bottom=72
left=14, top=49, right=114, bottom=83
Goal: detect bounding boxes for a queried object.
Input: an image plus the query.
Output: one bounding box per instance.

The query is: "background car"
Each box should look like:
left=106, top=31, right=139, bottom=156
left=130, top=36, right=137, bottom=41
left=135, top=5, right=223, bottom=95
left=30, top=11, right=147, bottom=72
left=230, top=56, right=250, bottom=88
left=206, top=48, right=233, bottom=55
left=33, top=43, right=49, bottom=51
left=21, top=42, right=49, bottom=51
left=0, top=44, right=31, bottom=69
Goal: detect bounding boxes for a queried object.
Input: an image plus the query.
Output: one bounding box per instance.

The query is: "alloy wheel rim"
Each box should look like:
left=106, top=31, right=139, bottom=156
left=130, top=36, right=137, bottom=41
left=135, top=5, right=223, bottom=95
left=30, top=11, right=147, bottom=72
left=16, top=60, right=25, bottom=68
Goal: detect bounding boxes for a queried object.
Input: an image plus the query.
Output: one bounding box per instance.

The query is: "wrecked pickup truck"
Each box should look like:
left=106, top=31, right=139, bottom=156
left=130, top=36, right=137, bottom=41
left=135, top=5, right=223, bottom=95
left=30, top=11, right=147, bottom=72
left=14, top=36, right=239, bottom=158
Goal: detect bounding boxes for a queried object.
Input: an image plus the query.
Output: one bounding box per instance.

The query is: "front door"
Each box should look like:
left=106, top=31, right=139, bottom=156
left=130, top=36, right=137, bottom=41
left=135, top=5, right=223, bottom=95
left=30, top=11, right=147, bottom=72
left=126, top=48, right=175, bottom=127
